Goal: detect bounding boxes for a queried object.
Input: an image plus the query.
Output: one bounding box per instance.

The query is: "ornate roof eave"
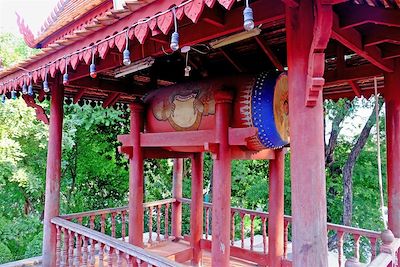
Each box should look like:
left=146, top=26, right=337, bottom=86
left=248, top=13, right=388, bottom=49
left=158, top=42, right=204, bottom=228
left=0, top=0, right=250, bottom=93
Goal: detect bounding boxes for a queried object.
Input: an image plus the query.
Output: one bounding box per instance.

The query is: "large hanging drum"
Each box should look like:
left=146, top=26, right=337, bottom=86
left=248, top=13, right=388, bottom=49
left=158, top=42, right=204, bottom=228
left=144, top=72, right=289, bottom=151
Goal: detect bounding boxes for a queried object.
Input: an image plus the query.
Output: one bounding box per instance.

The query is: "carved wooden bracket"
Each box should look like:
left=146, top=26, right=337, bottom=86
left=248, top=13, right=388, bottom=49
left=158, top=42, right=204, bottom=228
left=22, top=95, right=49, bottom=125
left=305, top=1, right=333, bottom=107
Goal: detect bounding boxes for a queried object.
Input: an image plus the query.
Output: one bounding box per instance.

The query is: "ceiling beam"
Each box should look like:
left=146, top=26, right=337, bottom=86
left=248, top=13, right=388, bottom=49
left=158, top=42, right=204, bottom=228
left=102, top=92, right=121, bottom=108
left=219, top=48, right=244, bottom=73
left=73, top=88, right=86, bottom=103
left=324, top=64, right=383, bottom=85
left=281, top=0, right=299, bottom=7
left=381, top=43, right=400, bottom=59
left=255, top=36, right=284, bottom=71
left=201, top=7, right=225, bottom=28
left=331, top=13, right=394, bottom=72
left=363, top=25, right=400, bottom=47
left=348, top=80, right=362, bottom=98
left=336, top=2, right=400, bottom=29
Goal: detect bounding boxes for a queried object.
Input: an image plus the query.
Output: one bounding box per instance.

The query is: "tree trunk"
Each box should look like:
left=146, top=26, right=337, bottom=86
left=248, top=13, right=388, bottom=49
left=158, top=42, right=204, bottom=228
left=342, top=99, right=383, bottom=226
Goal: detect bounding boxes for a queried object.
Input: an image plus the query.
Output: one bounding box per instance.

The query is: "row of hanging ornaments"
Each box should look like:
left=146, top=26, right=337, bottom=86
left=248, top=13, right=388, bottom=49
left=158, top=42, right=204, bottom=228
left=1, top=0, right=255, bottom=104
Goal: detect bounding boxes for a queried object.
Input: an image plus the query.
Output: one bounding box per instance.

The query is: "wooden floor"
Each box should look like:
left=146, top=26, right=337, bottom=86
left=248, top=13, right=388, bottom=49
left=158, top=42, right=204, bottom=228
left=146, top=239, right=258, bottom=267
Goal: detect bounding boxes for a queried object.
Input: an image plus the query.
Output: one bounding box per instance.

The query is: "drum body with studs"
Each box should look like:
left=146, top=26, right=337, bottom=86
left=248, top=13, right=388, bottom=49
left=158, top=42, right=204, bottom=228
left=144, top=72, right=289, bottom=152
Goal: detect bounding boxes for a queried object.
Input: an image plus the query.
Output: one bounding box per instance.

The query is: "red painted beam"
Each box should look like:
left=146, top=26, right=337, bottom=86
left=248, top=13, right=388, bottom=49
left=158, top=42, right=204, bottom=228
left=382, top=43, right=400, bottom=60
left=102, top=92, right=121, bottom=108
left=73, top=88, right=86, bottom=104
left=336, top=2, right=400, bottom=29
left=219, top=48, right=244, bottom=73
left=363, top=25, right=400, bottom=47
left=348, top=80, right=362, bottom=98
left=281, top=0, right=299, bottom=7
left=255, top=36, right=284, bottom=71
left=324, top=64, right=383, bottom=86
left=331, top=13, right=394, bottom=72
left=385, top=60, right=400, bottom=239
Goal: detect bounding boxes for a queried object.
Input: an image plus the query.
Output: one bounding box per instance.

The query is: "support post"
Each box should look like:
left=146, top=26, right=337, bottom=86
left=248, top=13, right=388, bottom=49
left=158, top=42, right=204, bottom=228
left=385, top=59, right=400, bottom=238
left=286, top=1, right=329, bottom=266
left=42, top=83, right=64, bottom=267
left=191, top=153, right=204, bottom=266
left=172, top=158, right=184, bottom=239
left=268, top=149, right=285, bottom=267
left=211, top=90, right=233, bottom=267
left=128, top=101, right=145, bottom=247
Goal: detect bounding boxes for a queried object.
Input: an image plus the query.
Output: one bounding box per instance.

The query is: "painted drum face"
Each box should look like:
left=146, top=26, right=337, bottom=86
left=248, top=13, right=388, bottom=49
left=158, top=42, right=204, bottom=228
left=234, top=72, right=289, bottom=150
left=144, top=72, right=289, bottom=151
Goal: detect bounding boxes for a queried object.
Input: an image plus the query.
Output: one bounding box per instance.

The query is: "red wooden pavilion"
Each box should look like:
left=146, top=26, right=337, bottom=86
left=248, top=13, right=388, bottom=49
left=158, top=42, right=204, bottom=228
left=1, top=0, right=400, bottom=266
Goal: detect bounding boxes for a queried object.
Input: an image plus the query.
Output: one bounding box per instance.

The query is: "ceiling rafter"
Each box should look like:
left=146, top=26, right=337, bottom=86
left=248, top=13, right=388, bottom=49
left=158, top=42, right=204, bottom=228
left=255, top=36, right=284, bottom=71
left=336, top=1, right=400, bottom=29
left=331, top=13, right=394, bottom=72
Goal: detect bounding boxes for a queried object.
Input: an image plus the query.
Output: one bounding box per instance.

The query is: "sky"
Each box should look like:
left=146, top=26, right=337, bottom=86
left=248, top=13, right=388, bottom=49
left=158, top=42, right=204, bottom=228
left=0, top=0, right=59, bottom=35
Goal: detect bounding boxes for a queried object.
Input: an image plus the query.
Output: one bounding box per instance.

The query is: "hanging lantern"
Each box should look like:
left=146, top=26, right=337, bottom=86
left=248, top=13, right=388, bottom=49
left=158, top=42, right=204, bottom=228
left=11, top=90, right=16, bottom=100
left=123, top=49, right=131, bottom=66
left=170, top=8, right=179, bottom=51
left=43, top=66, right=50, bottom=93
left=22, top=82, right=28, bottom=95
left=1, top=94, right=5, bottom=104
left=243, top=0, right=254, bottom=31
left=90, top=48, right=97, bottom=78
left=90, top=63, right=97, bottom=78
left=63, top=58, right=69, bottom=85
left=28, top=84, right=34, bottom=96
left=43, top=80, right=50, bottom=93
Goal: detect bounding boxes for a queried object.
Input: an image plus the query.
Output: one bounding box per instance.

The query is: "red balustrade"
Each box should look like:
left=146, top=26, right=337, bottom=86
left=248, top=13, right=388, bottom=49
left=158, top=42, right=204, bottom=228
left=52, top=217, right=182, bottom=267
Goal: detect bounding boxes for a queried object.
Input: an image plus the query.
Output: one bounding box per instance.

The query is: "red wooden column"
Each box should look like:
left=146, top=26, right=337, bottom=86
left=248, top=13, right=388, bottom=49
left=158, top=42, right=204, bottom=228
left=385, top=60, right=400, bottom=238
left=42, top=84, right=64, bottom=267
left=128, top=101, right=145, bottom=247
left=286, top=1, right=329, bottom=266
left=191, top=153, right=204, bottom=265
left=268, top=149, right=285, bottom=267
left=172, top=158, right=184, bottom=239
left=211, top=90, right=233, bottom=267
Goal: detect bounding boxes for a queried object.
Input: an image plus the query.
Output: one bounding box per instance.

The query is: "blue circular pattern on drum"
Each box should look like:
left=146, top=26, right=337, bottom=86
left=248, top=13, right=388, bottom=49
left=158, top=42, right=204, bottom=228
left=251, top=72, right=288, bottom=149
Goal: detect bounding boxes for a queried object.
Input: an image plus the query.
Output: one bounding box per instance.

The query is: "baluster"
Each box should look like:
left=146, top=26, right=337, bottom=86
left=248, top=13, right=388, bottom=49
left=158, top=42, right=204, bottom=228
left=101, top=214, right=106, bottom=234
left=136, top=259, right=143, bottom=266
left=111, top=212, right=116, bottom=238
left=68, top=230, right=74, bottom=267
left=369, top=237, right=377, bottom=260
left=231, top=211, right=235, bottom=246
left=121, top=211, right=126, bottom=242
left=353, top=234, right=361, bottom=260
left=165, top=203, right=170, bottom=240
left=75, top=232, right=82, bottom=267
left=56, top=225, right=61, bottom=267
left=90, top=239, right=96, bottom=267
left=238, top=213, right=245, bottom=248
left=89, top=216, right=95, bottom=230
left=337, top=231, right=344, bottom=267
left=284, top=220, right=289, bottom=258
left=99, top=243, right=105, bottom=267
left=205, top=207, right=210, bottom=240
left=250, top=215, right=255, bottom=251
left=108, top=247, right=114, bottom=267
left=157, top=204, right=161, bottom=241
left=262, top=217, right=267, bottom=254
left=82, top=236, right=88, bottom=267
left=148, top=206, right=153, bottom=244
left=63, top=227, right=69, bottom=267
left=127, top=255, right=133, bottom=267
left=116, top=250, right=122, bottom=267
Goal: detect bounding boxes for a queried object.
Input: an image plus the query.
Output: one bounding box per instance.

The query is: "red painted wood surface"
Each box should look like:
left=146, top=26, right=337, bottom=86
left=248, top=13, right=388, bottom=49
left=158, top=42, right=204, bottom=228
left=172, top=159, right=183, bottom=238
left=211, top=91, right=233, bottom=267
left=385, top=60, right=400, bottom=240
left=191, top=153, right=204, bottom=266
left=128, top=102, right=145, bottom=247
left=285, top=1, right=328, bottom=266
left=268, top=149, right=284, bottom=267
left=42, top=82, right=64, bottom=267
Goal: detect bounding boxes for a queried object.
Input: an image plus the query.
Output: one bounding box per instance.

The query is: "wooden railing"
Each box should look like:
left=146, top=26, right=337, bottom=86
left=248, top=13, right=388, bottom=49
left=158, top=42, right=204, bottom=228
left=60, top=198, right=175, bottom=244
left=51, top=217, right=183, bottom=267
left=178, top=197, right=382, bottom=266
